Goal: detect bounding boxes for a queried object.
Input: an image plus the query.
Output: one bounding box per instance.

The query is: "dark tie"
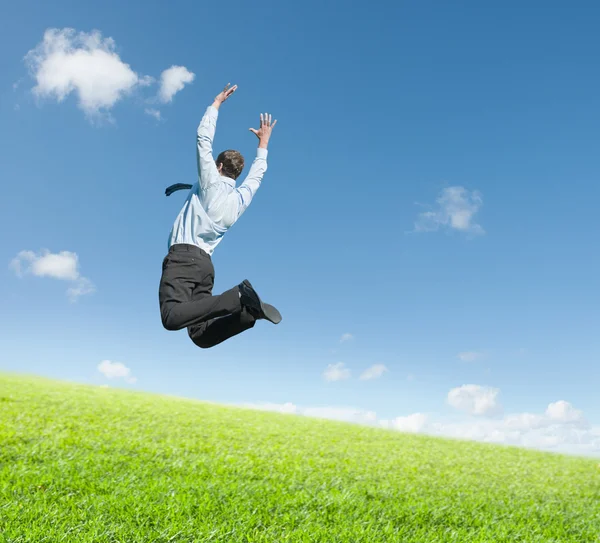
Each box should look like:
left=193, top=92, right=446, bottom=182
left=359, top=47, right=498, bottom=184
left=165, top=183, right=193, bottom=197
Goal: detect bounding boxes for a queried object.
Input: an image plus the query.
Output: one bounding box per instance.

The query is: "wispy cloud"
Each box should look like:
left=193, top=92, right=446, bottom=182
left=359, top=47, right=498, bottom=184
left=303, top=406, right=377, bottom=424
left=10, top=249, right=95, bottom=302
left=66, top=277, right=95, bottom=301
left=145, top=108, right=162, bottom=121
left=360, top=364, right=388, bottom=381
left=323, top=362, right=351, bottom=382
left=414, top=186, right=484, bottom=235
left=457, top=351, right=485, bottom=362
left=340, top=333, right=354, bottom=343
left=97, top=360, right=137, bottom=384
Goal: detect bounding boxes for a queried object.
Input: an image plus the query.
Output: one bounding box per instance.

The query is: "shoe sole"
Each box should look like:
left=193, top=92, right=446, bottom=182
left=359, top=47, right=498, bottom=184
left=261, top=303, right=282, bottom=325
left=242, top=280, right=282, bottom=325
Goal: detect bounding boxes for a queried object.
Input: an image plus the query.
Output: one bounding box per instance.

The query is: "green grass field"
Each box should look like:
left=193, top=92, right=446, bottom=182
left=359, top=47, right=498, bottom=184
left=1, top=374, right=599, bottom=542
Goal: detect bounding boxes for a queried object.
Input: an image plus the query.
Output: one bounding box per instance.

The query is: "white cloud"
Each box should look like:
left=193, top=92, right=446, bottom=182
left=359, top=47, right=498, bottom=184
left=447, top=384, right=502, bottom=416
left=392, top=400, right=599, bottom=456
left=415, top=186, right=484, bottom=235
left=158, top=65, right=195, bottom=103
left=240, top=394, right=600, bottom=457
left=340, top=333, right=354, bottom=343
left=24, top=28, right=150, bottom=120
left=145, top=108, right=162, bottom=121
left=323, top=362, right=351, bottom=382
left=22, top=28, right=193, bottom=122
left=97, top=360, right=136, bottom=384
left=546, top=400, right=585, bottom=424
left=457, top=351, right=484, bottom=362
left=11, top=250, right=78, bottom=280
left=388, top=413, right=429, bottom=433
left=360, top=364, right=388, bottom=381
left=10, top=249, right=95, bottom=301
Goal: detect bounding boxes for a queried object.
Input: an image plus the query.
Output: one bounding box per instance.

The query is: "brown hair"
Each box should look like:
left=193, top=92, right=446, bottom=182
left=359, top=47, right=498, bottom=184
left=216, top=150, right=244, bottom=180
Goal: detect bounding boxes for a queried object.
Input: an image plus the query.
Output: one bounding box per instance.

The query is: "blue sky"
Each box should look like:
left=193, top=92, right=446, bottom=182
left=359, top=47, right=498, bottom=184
left=1, top=0, right=600, bottom=455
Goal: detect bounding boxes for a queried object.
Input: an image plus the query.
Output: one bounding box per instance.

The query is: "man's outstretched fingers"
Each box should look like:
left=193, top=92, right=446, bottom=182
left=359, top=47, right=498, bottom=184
left=214, top=83, right=238, bottom=106
left=226, top=85, right=237, bottom=98
left=249, top=112, right=277, bottom=143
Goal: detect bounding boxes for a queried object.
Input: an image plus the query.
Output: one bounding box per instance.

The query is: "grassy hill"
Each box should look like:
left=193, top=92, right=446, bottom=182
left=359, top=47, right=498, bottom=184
left=0, top=373, right=599, bottom=542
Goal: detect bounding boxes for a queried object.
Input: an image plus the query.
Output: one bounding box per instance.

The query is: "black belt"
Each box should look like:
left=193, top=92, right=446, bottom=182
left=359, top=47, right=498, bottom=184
left=169, top=243, right=209, bottom=258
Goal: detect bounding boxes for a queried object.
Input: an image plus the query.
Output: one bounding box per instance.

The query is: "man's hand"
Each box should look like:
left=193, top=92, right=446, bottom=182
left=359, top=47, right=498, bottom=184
left=249, top=113, right=277, bottom=149
left=212, top=83, right=237, bottom=110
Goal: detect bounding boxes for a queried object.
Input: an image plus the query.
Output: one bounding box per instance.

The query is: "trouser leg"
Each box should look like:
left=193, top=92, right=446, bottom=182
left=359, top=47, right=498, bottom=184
left=187, top=308, right=257, bottom=348
left=158, top=244, right=241, bottom=331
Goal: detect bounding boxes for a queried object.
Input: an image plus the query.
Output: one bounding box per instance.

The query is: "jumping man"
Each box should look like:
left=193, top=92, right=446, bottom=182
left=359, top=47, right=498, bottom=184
left=159, top=83, right=281, bottom=349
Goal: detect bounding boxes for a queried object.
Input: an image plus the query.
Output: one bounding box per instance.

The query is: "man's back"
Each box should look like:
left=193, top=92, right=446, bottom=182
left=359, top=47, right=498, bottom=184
left=168, top=103, right=269, bottom=255
left=168, top=183, right=229, bottom=255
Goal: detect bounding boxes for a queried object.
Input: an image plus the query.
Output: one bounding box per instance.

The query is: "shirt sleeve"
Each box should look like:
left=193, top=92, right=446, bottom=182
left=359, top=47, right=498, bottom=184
left=196, top=105, right=221, bottom=191
left=220, top=148, right=269, bottom=228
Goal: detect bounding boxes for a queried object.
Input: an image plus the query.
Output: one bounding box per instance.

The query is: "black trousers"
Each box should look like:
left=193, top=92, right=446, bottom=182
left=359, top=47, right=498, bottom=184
left=158, top=243, right=256, bottom=348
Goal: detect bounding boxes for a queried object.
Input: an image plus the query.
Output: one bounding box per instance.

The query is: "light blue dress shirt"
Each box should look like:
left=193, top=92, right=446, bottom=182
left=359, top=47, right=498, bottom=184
left=168, top=105, right=268, bottom=255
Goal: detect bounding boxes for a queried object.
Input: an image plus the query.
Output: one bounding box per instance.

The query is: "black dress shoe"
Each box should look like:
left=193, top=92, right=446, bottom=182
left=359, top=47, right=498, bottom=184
left=238, top=280, right=282, bottom=324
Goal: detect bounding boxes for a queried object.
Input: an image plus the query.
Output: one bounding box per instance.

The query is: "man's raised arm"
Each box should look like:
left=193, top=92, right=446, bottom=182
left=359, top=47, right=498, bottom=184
left=196, top=83, right=237, bottom=190
left=220, top=112, right=277, bottom=228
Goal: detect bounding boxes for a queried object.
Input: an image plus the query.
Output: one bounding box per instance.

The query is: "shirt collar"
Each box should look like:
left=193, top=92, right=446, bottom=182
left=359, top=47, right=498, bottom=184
left=220, top=175, right=235, bottom=187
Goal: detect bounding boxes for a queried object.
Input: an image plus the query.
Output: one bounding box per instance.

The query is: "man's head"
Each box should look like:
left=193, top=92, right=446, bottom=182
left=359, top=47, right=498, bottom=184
left=216, top=150, right=244, bottom=180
